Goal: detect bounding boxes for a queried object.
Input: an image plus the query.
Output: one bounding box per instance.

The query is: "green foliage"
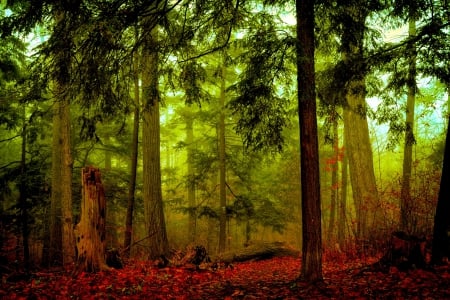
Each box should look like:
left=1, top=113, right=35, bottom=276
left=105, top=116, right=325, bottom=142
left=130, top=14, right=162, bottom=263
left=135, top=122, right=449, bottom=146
left=228, top=12, right=295, bottom=152
left=254, top=198, right=286, bottom=233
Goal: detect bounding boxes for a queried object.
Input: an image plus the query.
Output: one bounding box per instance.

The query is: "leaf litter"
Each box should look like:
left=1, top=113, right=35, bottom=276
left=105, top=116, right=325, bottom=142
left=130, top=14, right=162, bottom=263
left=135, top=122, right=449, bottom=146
left=1, top=256, right=449, bottom=299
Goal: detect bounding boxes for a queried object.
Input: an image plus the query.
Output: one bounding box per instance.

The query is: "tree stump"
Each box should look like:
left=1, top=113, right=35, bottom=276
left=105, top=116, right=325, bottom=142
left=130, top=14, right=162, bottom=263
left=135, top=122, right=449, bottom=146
left=74, top=167, right=109, bottom=272
left=378, top=231, right=428, bottom=270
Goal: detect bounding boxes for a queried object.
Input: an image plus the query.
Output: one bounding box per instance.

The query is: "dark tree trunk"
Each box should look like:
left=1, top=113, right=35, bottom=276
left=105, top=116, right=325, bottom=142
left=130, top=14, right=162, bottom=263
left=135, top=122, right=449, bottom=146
left=218, top=61, right=227, bottom=253
left=74, top=167, right=109, bottom=272
left=19, top=119, right=30, bottom=270
left=124, top=40, right=140, bottom=258
left=432, top=115, right=450, bottom=264
left=296, top=0, right=323, bottom=282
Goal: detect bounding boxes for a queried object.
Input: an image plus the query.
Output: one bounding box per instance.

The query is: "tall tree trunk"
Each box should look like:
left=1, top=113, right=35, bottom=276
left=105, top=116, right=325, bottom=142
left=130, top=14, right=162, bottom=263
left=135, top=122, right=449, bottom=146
left=296, top=0, right=323, bottom=282
left=341, top=6, right=379, bottom=242
left=218, top=61, right=227, bottom=254
left=400, top=13, right=417, bottom=234
left=338, top=138, right=349, bottom=249
left=327, top=110, right=339, bottom=244
left=50, top=7, right=75, bottom=268
left=186, top=113, right=196, bottom=243
left=124, top=43, right=140, bottom=258
left=432, top=114, right=450, bottom=264
left=60, top=90, right=75, bottom=267
left=142, top=28, right=169, bottom=259
left=49, top=99, right=63, bottom=266
left=19, top=114, right=30, bottom=270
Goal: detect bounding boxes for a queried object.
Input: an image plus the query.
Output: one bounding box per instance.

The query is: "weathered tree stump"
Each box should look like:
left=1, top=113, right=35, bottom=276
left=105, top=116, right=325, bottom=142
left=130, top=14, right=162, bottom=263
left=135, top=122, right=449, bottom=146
left=74, top=167, right=109, bottom=272
left=378, top=231, right=428, bottom=270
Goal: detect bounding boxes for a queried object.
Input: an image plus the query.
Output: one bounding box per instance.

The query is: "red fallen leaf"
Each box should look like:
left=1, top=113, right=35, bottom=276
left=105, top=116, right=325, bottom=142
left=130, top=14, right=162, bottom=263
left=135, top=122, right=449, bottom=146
left=231, top=289, right=245, bottom=297
left=389, top=266, right=399, bottom=274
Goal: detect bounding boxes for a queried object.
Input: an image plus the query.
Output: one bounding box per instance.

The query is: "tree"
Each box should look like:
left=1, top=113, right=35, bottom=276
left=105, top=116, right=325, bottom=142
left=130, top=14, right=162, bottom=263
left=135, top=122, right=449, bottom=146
left=141, top=25, right=169, bottom=259
left=400, top=6, right=417, bottom=233
left=218, top=55, right=227, bottom=253
left=124, top=34, right=140, bottom=258
left=52, top=7, right=76, bottom=267
left=431, top=115, right=450, bottom=264
left=296, top=0, right=323, bottom=282
left=340, top=2, right=380, bottom=242
left=185, top=110, right=197, bottom=243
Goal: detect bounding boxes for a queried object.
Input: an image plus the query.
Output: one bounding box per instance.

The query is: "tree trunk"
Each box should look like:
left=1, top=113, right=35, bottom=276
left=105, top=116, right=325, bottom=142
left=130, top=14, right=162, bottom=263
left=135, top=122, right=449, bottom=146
left=296, top=0, right=323, bottom=282
left=218, top=60, right=227, bottom=254
left=48, top=98, right=63, bottom=266
left=327, top=111, right=339, bottom=244
left=341, top=5, right=379, bottom=242
left=124, top=39, right=140, bottom=258
left=74, top=167, right=109, bottom=272
left=142, top=27, right=169, bottom=260
left=49, top=7, right=76, bottom=267
left=431, top=114, right=450, bottom=264
left=186, top=112, right=197, bottom=243
left=19, top=114, right=30, bottom=270
left=400, top=13, right=417, bottom=234
left=338, top=138, right=349, bottom=249
left=60, top=89, right=75, bottom=267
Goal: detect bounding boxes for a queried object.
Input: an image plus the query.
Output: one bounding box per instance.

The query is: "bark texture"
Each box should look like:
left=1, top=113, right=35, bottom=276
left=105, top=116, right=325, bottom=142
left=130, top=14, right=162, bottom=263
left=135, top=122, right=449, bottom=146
left=48, top=99, right=63, bottom=266
left=124, top=46, right=140, bottom=258
left=218, top=62, right=227, bottom=253
left=296, top=0, right=323, bottom=282
left=341, top=5, right=379, bottom=241
left=432, top=115, right=450, bottom=264
left=142, top=27, right=169, bottom=259
left=400, top=14, right=417, bottom=233
left=74, top=167, right=108, bottom=272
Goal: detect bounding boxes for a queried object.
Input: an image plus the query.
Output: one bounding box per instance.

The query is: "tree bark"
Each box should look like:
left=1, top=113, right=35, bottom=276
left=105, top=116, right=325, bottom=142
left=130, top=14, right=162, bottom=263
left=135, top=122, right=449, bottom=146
left=431, top=114, right=450, bottom=264
left=124, top=38, right=140, bottom=258
left=341, top=5, right=379, bottom=241
left=400, top=12, right=417, bottom=234
left=50, top=8, right=75, bottom=267
left=218, top=59, right=227, bottom=253
left=296, top=0, right=323, bottom=282
left=19, top=110, right=30, bottom=270
left=142, top=27, right=169, bottom=259
left=74, top=167, right=109, bottom=272
left=327, top=111, right=339, bottom=244
left=48, top=98, right=63, bottom=266
left=186, top=112, right=196, bottom=243
left=338, top=137, right=349, bottom=249
left=60, top=87, right=75, bottom=267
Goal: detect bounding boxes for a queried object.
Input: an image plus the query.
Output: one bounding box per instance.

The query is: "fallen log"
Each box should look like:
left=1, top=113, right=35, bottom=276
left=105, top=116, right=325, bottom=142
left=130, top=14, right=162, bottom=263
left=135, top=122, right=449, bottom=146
left=213, top=241, right=299, bottom=263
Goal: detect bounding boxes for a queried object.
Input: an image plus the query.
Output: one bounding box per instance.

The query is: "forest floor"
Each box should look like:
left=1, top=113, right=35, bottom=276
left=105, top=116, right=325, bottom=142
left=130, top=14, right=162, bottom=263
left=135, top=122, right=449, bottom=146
left=1, top=255, right=450, bottom=299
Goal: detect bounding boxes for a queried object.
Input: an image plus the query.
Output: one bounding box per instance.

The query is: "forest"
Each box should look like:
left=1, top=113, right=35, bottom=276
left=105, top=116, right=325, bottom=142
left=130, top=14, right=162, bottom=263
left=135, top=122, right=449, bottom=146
left=1, top=0, right=450, bottom=298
